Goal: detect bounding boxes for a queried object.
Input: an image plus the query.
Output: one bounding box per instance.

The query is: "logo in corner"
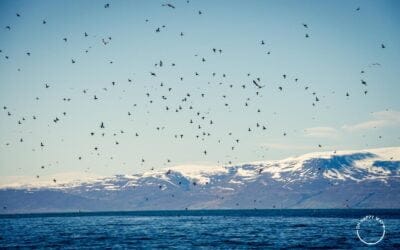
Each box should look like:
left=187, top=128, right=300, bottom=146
left=356, top=215, right=385, bottom=245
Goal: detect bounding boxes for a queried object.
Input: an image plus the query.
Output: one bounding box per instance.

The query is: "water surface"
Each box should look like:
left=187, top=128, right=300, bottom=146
left=1, top=209, right=399, bottom=249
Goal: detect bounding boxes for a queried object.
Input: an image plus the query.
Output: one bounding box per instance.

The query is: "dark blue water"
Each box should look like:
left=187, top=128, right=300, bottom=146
left=1, top=210, right=399, bottom=249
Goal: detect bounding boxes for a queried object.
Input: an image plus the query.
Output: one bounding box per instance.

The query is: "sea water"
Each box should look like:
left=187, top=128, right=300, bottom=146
left=1, top=209, right=399, bottom=249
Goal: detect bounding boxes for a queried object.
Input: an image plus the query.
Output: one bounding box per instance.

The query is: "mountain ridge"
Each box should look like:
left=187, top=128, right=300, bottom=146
left=1, top=147, right=399, bottom=213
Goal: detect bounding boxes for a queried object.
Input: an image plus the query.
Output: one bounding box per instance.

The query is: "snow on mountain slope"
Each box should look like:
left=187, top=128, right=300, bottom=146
left=3, top=147, right=398, bottom=190
left=0, top=147, right=399, bottom=212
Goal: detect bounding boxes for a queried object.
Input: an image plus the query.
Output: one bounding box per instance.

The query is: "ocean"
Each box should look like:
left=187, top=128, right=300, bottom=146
left=1, top=209, right=399, bottom=249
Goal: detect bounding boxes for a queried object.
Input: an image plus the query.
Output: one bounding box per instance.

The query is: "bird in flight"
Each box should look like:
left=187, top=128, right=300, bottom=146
left=252, top=80, right=265, bottom=89
left=162, top=3, right=175, bottom=9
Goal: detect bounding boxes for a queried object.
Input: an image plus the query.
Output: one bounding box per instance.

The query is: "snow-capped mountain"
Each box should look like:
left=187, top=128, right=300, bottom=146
left=1, top=147, right=399, bottom=213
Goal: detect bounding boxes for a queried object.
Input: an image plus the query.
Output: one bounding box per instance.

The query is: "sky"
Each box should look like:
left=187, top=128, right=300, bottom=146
left=0, top=0, right=399, bottom=184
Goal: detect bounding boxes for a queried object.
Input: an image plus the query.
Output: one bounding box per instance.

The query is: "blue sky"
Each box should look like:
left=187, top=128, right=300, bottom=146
left=0, top=0, right=399, bottom=183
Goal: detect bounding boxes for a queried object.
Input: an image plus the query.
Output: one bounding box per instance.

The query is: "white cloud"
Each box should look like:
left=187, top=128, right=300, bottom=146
left=0, top=171, right=104, bottom=188
left=304, top=126, right=339, bottom=138
left=261, top=143, right=314, bottom=150
left=342, top=110, right=400, bottom=131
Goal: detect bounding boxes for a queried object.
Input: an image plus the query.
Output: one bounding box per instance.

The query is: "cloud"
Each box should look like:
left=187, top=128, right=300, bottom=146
left=342, top=110, right=400, bottom=131
left=261, top=143, right=314, bottom=150
left=304, top=126, right=339, bottom=138
left=0, top=171, right=104, bottom=188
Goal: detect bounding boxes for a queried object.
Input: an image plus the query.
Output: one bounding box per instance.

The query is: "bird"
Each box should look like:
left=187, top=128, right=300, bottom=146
left=381, top=43, right=386, bottom=49
left=162, top=3, right=175, bottom=9
left=252, top=80, right=264, bottom=89
left=104, top=3, right=110, bottom=8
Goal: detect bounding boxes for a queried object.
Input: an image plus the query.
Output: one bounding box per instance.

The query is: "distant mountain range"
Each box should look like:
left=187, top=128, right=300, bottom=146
left=1, top=147, right=399, bottom=213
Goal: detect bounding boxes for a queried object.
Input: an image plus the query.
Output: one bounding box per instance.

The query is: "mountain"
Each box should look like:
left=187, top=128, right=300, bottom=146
left=1, top=147, right=399, bottom=213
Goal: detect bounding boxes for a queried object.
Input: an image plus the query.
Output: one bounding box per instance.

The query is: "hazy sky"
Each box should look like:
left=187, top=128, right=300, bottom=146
left=0, top=0, right=399, bottom=183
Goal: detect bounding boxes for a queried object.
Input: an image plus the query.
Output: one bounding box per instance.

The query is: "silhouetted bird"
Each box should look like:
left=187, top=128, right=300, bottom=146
left=162, top=3, right=175, bottom=9
left=252, top=80, right=264, bottom=89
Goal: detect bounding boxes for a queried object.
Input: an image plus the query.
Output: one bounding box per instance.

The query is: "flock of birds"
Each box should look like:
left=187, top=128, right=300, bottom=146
left=0, top=2, right=390, bottom=187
